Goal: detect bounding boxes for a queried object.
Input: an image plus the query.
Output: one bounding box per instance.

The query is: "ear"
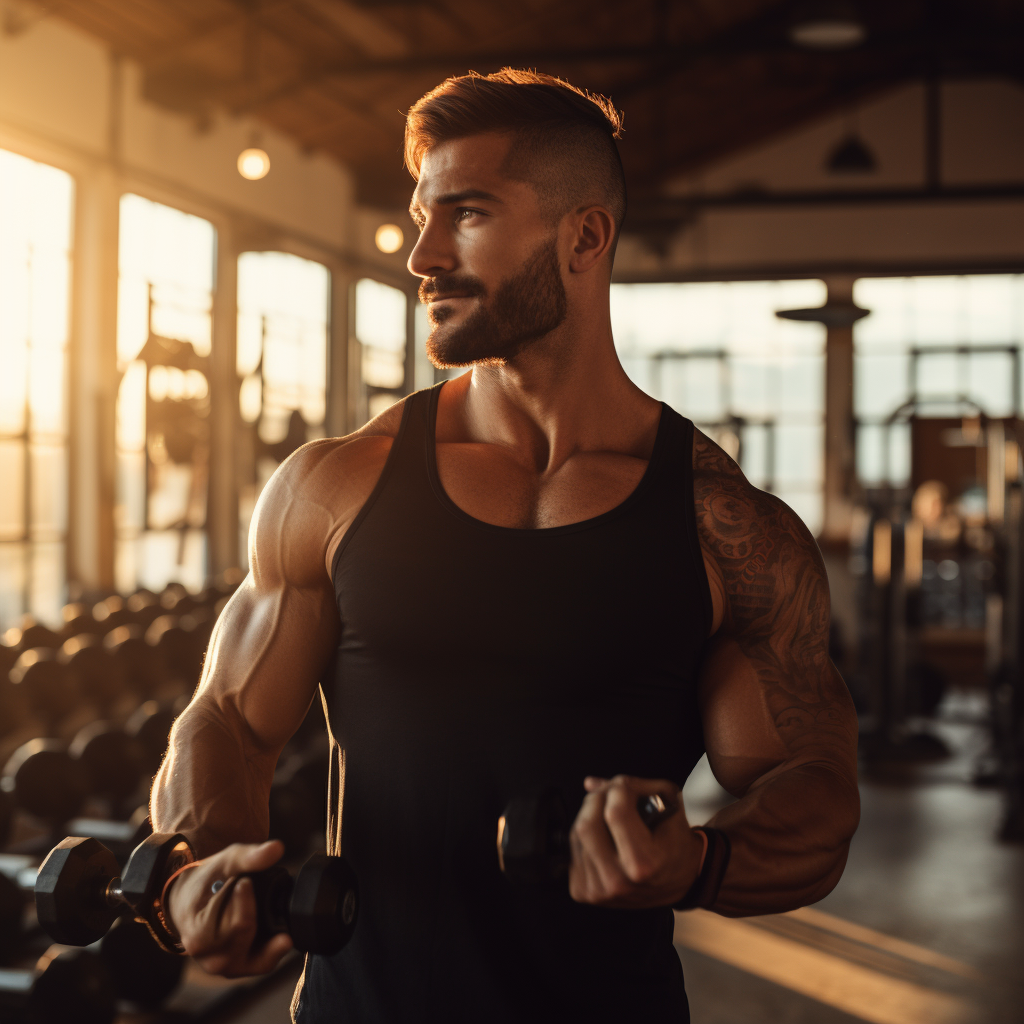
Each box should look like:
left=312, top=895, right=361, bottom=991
left=567, top=206, right=616, bottom=274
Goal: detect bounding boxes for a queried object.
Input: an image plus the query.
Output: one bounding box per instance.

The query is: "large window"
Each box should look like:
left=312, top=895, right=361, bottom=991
left=611, top=280, right=827, bottom=534
left=355, top=278, right=407, bottom=422
left=115, top=194, right=216, bottom=595
left=0, top=149, right=73, bottom=628
left=237, top=251, right=330, bottom=566
left=854, top=275, right=1024, bottom=487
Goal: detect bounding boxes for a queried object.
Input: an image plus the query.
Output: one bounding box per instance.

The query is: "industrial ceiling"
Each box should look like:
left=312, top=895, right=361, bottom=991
left=18, top=0, right=1024, bottom=220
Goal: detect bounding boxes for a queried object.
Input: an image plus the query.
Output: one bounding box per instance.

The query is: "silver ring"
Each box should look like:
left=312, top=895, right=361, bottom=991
left=211, top=879, right=224, bottom=895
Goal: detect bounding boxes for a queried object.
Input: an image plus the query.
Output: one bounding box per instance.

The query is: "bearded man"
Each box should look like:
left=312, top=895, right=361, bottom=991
left=153, top=69, right=859, bottom=1023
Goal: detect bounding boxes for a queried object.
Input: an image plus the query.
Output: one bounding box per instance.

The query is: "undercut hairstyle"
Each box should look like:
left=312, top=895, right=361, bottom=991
left=405, top=69, right=627, bottom=234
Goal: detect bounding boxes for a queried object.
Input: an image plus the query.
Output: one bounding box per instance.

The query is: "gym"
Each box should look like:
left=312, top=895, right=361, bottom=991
left=0, top=1, right=1022, bottom=1022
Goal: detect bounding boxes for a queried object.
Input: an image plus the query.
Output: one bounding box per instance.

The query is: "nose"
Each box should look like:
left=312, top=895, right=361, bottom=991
left=408, top=216, right=456, bottom=280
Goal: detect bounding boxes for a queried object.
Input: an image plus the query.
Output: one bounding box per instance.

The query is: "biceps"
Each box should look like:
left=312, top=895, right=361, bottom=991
left=197, top=577, right=339, bottom=753
left=697, top=635, right=857, bottom=798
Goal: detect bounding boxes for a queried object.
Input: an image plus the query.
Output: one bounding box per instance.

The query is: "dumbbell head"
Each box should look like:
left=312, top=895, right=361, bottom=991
left=13, top=619, right=63, bottom=652
left=497, top=789, right=570, bottom=884
left=0, top=871, right=23, bottom=957
left=60, top=604, right=102, bottom=641
left=34, top=836, right=121, bottom=946
left=0, top=672, right=30, bottom=740
left=9, top=648, right=81, bottom=724
left=22, top=947, right=117, bottom=1024
left=104, top=625, right=165, bottom=698
left=68, top=721, right=145, bottom=804
left=125, top=699, right=179, bottom=775
left=289, top=854, right=359, bottom=955
left=119, top=831, right=195, bottom=913
left=0, top=786, right=14, bottom=848
left=98, top=917, right=184, bottom=1008
left=3, top=739, right=87, bottom=824
left=60, top=635, right=126, bottom=710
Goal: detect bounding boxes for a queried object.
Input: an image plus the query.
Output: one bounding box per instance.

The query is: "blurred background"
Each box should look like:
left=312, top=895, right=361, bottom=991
left=0, top=1, right=1022, bottom=1022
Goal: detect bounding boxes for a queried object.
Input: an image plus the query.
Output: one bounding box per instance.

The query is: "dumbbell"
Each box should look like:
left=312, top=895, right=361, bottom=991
left=4, top=619, right=63, bottom=653
left=2, top=729, right=148, bottom=841
left=35, top=832, right=359, bottom=956
left=0, top=946, right=116, bottom=1024
left=5, top=650, right=82, bottom=736
left=125, top=698, right=185, bottom=776
left=0, top=854, right=182, bottom=1009
left=496, top=788, right=679, bottom=883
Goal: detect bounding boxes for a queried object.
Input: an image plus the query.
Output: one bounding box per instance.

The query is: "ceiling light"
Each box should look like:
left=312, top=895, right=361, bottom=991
left=375, top=224, right=404, bottom=254
left=238, top=146, right=270, bottom=180
left=790, top=2, right=866, bottom=50
left=826, top=134, right=877, bottom=174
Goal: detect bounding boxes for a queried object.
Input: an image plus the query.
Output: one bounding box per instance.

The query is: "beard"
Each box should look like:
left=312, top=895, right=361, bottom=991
left=420, top=237, right=568, bottom=369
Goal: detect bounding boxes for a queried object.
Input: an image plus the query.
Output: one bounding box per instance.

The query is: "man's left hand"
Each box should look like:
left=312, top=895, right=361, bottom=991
left=568, top=775, right=705, bottom=908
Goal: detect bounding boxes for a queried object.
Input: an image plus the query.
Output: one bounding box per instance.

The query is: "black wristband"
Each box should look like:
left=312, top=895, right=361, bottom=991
left=673, top=826, right=731, bottom=911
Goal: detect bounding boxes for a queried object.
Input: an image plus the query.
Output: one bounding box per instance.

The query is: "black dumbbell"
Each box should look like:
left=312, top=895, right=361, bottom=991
left=58, top=636, right=129, bottom=715
left=0, top=946, right=116, bottom=1024
left=2, top=731, right=148, bottom=843
left=36, top=832, right=359, bottom=956
left=6, top=619, right=63, bottom=653
left=125, top=698, right=186, bottom=776
left=0, top=855, right=179, bottom=1009
left=6, top=650, right=82, bottom=735
left=496, top=788, right=679, bottom=883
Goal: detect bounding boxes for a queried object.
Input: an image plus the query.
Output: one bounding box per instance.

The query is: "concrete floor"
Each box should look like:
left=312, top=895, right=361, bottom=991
left=201, top=702, right=1023, bottom=1024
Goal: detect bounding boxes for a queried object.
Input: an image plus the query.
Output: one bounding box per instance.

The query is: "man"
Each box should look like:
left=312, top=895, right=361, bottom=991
left=154, top=69, right=859, bottom=1022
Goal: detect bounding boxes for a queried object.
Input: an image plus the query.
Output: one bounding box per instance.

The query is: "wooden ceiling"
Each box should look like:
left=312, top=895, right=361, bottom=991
left=31, top=0, right=1024, bottom=217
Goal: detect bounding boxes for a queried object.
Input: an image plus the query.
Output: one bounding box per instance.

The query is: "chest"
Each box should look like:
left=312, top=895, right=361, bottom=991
left=434, top=442, right=650, bottom=530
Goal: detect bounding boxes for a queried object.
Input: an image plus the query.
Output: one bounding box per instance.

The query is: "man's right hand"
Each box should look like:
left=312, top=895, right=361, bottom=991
left=165, top=839, right=294, bottom=978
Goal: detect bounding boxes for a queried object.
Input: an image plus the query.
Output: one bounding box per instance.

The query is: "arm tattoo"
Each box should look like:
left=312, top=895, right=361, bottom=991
left=692, top=430, right=848, bottom=748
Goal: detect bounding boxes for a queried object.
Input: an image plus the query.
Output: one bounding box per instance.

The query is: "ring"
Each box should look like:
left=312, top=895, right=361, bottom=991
left=211, top=879, right=224, bottom=895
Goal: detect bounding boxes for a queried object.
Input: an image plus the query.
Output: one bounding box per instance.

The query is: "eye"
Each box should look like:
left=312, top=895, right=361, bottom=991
left=454, top=207, right=482, bottom=223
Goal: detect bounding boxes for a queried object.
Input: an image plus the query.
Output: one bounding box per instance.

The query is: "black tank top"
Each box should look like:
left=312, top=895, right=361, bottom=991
left=297, top=383, right=713, bottom=1024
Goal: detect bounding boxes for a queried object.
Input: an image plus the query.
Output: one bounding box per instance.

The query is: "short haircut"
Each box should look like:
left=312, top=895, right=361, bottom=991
left=405, top=69, right=626, bottom=233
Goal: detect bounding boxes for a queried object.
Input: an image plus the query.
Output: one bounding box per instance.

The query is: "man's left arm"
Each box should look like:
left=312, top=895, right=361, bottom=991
left=567, top=449, right=859, bottom=915
left=695, top=470, right=860, bottom=916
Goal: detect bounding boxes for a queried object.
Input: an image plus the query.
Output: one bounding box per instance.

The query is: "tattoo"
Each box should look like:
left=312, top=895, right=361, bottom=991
left=692, top=429, right=847, bottom=748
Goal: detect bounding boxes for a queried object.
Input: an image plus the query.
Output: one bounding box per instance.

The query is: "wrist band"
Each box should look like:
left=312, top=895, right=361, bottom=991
left=153, top=862, right=201, bottom=955
left=673, top=826, right=731, bottom=911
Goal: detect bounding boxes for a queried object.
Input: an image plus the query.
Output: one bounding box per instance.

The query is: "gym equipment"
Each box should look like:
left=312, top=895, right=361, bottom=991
left=104, top=626, right=167, bottom=700
left=125, top=699, right=184, bottom=776
left=59, top=605, right=103, bottom=642
left=497, top=788, right=679, bottom=883
left=97, top=917, right=183, bottom=1009
left=0, top=853, right=183, bottom=1009
left=57, top=637, right=127, bottom=715
left=35, top=832, right=359, bottom=956
left=0, top=947, right=116, bottom=1024
left=1, top=730, right=148, bottom=839
left=0, top=789, right=14, bottom=850
left=6, top=651, right=81, bottom=731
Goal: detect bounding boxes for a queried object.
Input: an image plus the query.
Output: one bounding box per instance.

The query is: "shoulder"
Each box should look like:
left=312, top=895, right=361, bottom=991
left=691, top=427, right=828, bottom=635
left=249, top=394, right=414, bottom=584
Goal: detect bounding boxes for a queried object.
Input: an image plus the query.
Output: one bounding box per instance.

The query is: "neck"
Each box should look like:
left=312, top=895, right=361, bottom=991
left=440, top=309, right=661, bottom=475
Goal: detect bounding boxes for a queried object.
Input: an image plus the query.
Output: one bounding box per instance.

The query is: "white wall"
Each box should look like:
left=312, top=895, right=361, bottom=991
left=615, top=79, right=1024, bottom=279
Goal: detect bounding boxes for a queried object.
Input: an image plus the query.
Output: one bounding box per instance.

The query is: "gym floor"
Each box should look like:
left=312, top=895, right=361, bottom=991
left=209, top=696, right=1023, bottom=1024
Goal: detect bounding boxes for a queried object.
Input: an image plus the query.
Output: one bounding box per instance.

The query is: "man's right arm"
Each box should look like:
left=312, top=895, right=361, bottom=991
left=150, top=420, right=398, bottom=975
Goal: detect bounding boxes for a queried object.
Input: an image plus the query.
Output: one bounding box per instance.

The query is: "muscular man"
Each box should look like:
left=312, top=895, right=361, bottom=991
left=154, top=69, right=859, bottom=1022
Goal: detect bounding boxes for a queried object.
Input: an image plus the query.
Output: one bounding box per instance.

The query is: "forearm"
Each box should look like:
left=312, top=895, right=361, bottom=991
left=706, top=762, right=860, bottom=917
left=151, top=696, right=279, bottom=859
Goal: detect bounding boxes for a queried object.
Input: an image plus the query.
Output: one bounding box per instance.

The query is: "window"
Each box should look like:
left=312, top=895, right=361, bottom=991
left=237, top=251, right=330, bottom=566
left=611, top=280, right=827, bottom=534
left=0, top=149, right=73, bottom=628
left=853, top=275, right=1024, bottom=487
left=355, top=278, right=407, bottom=421
left=115, top=194, right=216, bottom=594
